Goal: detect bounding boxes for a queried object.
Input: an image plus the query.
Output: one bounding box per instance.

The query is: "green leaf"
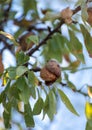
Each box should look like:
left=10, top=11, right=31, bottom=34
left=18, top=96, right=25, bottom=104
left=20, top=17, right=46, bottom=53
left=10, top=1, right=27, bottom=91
left=28, top=71, right=38, bottom=86
left=58, top=89, right=79, bottom=116
left=19, top=88, right=31, bottom=104
left=16, top=51, right=29, bottom=65
left=3, top=102, right=11, bottom=128
left=41, top=11, right=60, bottom=22
left=43, top=95, right=49, bottom=119
left=64, top=73, right=76, bottom=90
left=27, top=35, right=39, bottom=45
left=47, top=91, right=56, bottom=120
left=7, top=67, right=16, bottom=79
left=81, top=2, right=88, bottom=22
left=16, top=76, right=27, bottom=91
left=0, top=80, right=11, bottom=103
left=80, top=24, right=92, bottom=57
left=42, top=33, right=68, bottom=62
left=85, top=102, right=92, bottom=120
left=24, top=103, right=35, bottom=127
left=86, top=120, right=92, bottom=130
left=16, top=66, right=28, bottom=77
left=33, top=97, right=44, bottom=115
left=43, top=91, right=56, bottom=120
left=7, top=84, right=20, bottom=108
left=23, top=0, right=37, bottom=16
left=16, top=77, right=31, bottom=104
left=68, top=30, right=85, bottom=63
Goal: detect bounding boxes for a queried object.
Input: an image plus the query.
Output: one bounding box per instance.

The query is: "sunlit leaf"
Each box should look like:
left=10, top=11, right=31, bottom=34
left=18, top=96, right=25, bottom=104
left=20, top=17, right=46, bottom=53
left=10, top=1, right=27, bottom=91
left=85, top=101, right=92, bottom=120
left=58, top=89, right=79, bottom=116
left=88, top=86, right=92, bottom=98
left=0, top=31, right=19, bottom=46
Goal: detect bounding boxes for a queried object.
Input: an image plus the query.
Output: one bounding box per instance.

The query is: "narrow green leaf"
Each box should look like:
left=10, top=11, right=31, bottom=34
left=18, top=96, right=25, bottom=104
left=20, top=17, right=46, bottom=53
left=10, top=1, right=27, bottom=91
left=67, top=81, right=76, bottom=91
left=3, top=102, right=11, bottom=128
left=86, top=120, right=92, bottom=130
left=28, top=71, right=38, bottom=86
left=80, top=24, right=92, bottom=57
left=24, top=103, right=35, bottom=127
left=43, top=91, right=57, bottom=120
left=64, top=73, right=76, bottom=90
left=0, top=80, right=11, bottom=103
left=43, top=94, right=49, bottom=119
left=81, top=2, right=88, bottom=22
left=68, top=30, right=85, bottom=63
left=16, top=66, right=28, bottom=77
left=41, top=11, right=61, bottom=22
left=47, top=91, right=56, bottom=120
left=33, top=97, right=43, bottom=115
left=16, top=77, right=31, bottom=104
left=19, top=88, right=31, bottom=104
left=58, top=89, right=79, bottom=116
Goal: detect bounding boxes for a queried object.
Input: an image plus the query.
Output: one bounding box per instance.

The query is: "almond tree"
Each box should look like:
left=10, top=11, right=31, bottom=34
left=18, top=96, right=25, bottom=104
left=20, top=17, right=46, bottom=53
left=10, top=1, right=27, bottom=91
left=0, top=0, right=92, bottom=129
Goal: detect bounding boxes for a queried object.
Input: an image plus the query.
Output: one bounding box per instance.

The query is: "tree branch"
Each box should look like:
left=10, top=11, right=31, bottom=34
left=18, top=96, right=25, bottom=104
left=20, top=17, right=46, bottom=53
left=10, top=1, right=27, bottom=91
left=27, top=20, right=64, bottom=56
left=27, top=5, right=83, bottom=56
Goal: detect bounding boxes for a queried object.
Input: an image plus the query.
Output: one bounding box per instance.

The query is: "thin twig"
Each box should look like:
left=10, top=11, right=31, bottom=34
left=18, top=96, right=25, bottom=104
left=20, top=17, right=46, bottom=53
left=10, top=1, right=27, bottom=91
left=60, top=82, right=88, bottom=97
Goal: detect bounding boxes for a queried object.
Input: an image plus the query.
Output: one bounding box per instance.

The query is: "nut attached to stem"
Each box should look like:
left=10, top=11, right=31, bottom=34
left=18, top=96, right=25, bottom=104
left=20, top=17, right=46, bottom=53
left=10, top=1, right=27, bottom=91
left=40, top=59, right=61, bottom=85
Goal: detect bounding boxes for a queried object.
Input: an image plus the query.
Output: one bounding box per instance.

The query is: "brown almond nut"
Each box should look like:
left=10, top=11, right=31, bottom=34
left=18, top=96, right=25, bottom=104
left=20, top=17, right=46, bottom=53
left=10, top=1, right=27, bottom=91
left=46, top=60, right=61, bottom=78
left=61, top=7, right=73, bottom=24
left=40, top=67, right=57, bottom=81
left=87, top=8, right=92, bottom=25
left=19, top=32, right=34, bottom=51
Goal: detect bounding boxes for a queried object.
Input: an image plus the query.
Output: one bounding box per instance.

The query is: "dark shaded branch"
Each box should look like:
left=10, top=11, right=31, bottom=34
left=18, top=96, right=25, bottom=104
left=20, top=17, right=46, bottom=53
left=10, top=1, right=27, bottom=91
left=30, top=67, right=41, bottom=72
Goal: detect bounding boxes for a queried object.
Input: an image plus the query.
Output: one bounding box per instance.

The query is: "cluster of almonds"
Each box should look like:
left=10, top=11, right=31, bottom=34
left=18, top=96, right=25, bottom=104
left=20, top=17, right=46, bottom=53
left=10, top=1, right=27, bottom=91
left=40, top=60, right=61, bottom=85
